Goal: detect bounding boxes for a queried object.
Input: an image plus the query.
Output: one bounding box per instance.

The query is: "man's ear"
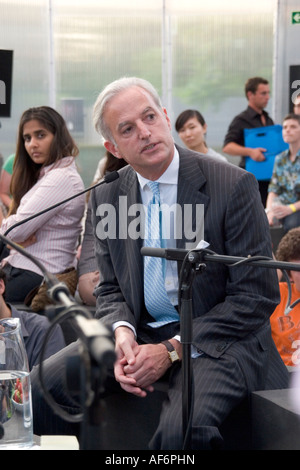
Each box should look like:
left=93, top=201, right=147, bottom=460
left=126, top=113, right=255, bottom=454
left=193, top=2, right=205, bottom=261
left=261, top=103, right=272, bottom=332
left=246, top=91, right=254, bottom=102
left=104, top=141, right=123, bottom=160
left=162, top=108, right=172, bottom=131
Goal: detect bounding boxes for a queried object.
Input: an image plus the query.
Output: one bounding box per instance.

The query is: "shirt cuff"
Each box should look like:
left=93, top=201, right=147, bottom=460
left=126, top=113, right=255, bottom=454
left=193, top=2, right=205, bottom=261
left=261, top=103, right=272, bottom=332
left=173, top=334, right=203, bottom=358
left=113, top=321, right=137, bottom=337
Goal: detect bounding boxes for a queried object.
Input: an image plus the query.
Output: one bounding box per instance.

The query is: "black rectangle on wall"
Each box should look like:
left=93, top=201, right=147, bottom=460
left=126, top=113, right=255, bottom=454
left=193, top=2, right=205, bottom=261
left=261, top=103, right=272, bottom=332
left=0, top=50, right=13, bottom=117
left=289, top=65, right=300, bottom=112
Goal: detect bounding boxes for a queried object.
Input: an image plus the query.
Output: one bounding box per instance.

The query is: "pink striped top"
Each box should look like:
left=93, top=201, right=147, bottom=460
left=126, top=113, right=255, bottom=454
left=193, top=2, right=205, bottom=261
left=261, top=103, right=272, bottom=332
left=1, top=156, right=85, bottom=276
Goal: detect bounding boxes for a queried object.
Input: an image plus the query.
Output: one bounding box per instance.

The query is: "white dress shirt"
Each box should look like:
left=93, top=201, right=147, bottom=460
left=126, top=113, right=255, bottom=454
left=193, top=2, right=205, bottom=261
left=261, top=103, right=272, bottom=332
left=137, top=146, right=179, bottom=307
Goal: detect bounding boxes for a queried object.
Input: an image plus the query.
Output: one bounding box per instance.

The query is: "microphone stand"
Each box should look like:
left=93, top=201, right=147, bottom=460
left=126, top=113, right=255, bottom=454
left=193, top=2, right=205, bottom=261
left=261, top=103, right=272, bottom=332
left=178, top=250, right=207, bottom=449
left=0, top=233, right=116, bottom=450
left=141, top=245, right=300, bottom=450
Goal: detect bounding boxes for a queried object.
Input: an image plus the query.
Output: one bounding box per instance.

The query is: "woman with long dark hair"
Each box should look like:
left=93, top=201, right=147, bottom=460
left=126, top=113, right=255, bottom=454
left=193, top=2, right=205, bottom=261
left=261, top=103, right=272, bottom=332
left=0, top=106, right=85, bottom=304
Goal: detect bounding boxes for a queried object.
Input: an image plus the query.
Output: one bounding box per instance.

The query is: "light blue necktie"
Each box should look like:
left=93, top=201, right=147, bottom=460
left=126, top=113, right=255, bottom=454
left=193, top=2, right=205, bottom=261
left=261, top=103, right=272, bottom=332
left=144, top=181, right=179, bottom=328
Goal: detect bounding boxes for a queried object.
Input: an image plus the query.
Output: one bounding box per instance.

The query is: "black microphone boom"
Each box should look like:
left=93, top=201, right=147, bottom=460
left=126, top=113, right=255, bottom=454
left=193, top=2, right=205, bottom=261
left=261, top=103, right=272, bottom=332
left=140, top=246, right=300, bottom=272
left=3, top=171, right=119, bottom=237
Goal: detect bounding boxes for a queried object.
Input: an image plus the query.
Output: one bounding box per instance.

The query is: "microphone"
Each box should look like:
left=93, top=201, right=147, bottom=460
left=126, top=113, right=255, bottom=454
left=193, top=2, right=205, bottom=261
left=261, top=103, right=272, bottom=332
left=3, top=170, right=119, bottom=238
left=141, top=247, right=187, bottom=261
left=0, top=231, right=116, bottom=429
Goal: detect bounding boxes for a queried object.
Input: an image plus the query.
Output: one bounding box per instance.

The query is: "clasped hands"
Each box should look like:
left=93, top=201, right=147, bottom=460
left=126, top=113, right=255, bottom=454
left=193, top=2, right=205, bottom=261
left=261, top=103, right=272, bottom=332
left=114, top=326, right=176, bottom=397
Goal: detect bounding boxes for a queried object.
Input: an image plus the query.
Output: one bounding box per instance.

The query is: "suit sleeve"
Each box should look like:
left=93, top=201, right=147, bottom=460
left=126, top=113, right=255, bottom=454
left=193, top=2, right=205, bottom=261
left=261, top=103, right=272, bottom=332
left=90, top=187, right=138, bottom=330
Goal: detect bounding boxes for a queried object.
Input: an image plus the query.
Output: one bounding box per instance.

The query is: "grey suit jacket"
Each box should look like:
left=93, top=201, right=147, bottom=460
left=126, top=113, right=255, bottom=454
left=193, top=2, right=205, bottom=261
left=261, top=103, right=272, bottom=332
left=90, top=145, right=285, bottom=385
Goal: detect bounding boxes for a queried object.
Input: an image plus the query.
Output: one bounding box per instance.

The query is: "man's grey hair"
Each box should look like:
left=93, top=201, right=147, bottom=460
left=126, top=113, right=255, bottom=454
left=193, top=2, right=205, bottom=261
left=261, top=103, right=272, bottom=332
left=93, top=77, right=163, bottom=143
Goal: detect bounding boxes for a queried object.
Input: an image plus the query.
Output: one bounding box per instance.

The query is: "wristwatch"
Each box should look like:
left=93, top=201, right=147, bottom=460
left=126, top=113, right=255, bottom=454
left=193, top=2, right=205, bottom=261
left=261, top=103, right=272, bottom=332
left=161, top=340, right=180, bottom=363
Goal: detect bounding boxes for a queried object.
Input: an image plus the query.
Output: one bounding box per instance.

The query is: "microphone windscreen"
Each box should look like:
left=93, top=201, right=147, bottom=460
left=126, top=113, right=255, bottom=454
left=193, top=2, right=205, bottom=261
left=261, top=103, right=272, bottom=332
left=104, top=171, right=119, bottom=183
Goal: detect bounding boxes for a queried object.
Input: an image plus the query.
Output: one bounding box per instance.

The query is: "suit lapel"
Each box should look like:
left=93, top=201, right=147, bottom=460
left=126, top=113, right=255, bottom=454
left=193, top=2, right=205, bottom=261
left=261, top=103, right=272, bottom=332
left=176, top=146, right=209, bottom=250
left=119, top=168, right=144, bottom=295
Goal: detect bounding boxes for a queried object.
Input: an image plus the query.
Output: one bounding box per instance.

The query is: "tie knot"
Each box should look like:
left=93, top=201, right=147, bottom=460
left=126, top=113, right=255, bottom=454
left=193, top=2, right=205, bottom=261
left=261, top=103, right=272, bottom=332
left=148, top=181, right=160, bottom=197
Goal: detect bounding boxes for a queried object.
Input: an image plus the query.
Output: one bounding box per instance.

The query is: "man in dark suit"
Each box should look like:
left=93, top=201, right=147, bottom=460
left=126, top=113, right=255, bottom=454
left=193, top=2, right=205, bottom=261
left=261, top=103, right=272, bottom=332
left=30, top=77, right=288, bottom=449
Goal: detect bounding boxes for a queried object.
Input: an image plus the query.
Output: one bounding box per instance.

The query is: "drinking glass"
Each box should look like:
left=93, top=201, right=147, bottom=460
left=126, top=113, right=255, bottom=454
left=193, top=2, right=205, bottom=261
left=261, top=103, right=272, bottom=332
left=0, top=317, right=33, bottom=449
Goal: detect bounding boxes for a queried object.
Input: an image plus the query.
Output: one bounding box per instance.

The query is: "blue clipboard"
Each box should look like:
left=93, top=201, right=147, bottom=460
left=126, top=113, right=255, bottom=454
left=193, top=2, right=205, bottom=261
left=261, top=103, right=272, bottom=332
left=244, top=125, right=288, bottom=180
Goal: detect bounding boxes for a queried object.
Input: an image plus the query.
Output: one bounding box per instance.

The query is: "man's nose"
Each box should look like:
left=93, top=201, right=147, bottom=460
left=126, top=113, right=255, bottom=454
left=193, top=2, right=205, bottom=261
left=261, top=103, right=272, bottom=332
left=138, top=121, right=151, bottom=139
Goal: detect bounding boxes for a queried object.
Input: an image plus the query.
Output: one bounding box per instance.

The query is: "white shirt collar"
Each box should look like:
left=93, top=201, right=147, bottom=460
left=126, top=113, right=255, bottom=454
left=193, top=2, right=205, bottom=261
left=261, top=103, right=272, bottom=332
left=137, top=145, right=179, bottom=191
left=39, top=156, right=75, bottom=178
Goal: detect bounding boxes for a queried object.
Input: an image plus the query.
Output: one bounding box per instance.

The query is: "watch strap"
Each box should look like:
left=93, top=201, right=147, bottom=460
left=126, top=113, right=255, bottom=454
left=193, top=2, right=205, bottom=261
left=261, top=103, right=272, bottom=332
left=161, top=340, right=175, bottom=352
left=161, top=340, right=180, bottom=363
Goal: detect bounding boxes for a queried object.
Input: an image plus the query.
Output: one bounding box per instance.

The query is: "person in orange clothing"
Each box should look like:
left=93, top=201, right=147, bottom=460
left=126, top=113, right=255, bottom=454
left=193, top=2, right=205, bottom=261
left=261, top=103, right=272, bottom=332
left=270, top=227, right=300, bottom=366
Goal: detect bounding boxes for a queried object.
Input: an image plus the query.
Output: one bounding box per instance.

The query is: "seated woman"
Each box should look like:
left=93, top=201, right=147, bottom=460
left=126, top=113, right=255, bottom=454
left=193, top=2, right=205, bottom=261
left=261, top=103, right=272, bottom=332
left=0, top=106, right=85, bottom=305
left=175, top=109, right=227, bottom=162
left=270, top=227, right=300, bottom=366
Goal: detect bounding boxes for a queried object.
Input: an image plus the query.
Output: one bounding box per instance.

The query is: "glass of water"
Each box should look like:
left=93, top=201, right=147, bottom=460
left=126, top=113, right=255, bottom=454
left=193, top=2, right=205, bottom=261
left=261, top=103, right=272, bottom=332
left=0, top=317, right=33, bottom=449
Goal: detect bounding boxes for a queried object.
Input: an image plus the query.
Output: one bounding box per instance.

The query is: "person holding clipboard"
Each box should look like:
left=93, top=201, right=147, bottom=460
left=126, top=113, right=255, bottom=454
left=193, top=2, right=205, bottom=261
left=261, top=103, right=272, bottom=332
left=223, top=77, right=273, bottom=206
